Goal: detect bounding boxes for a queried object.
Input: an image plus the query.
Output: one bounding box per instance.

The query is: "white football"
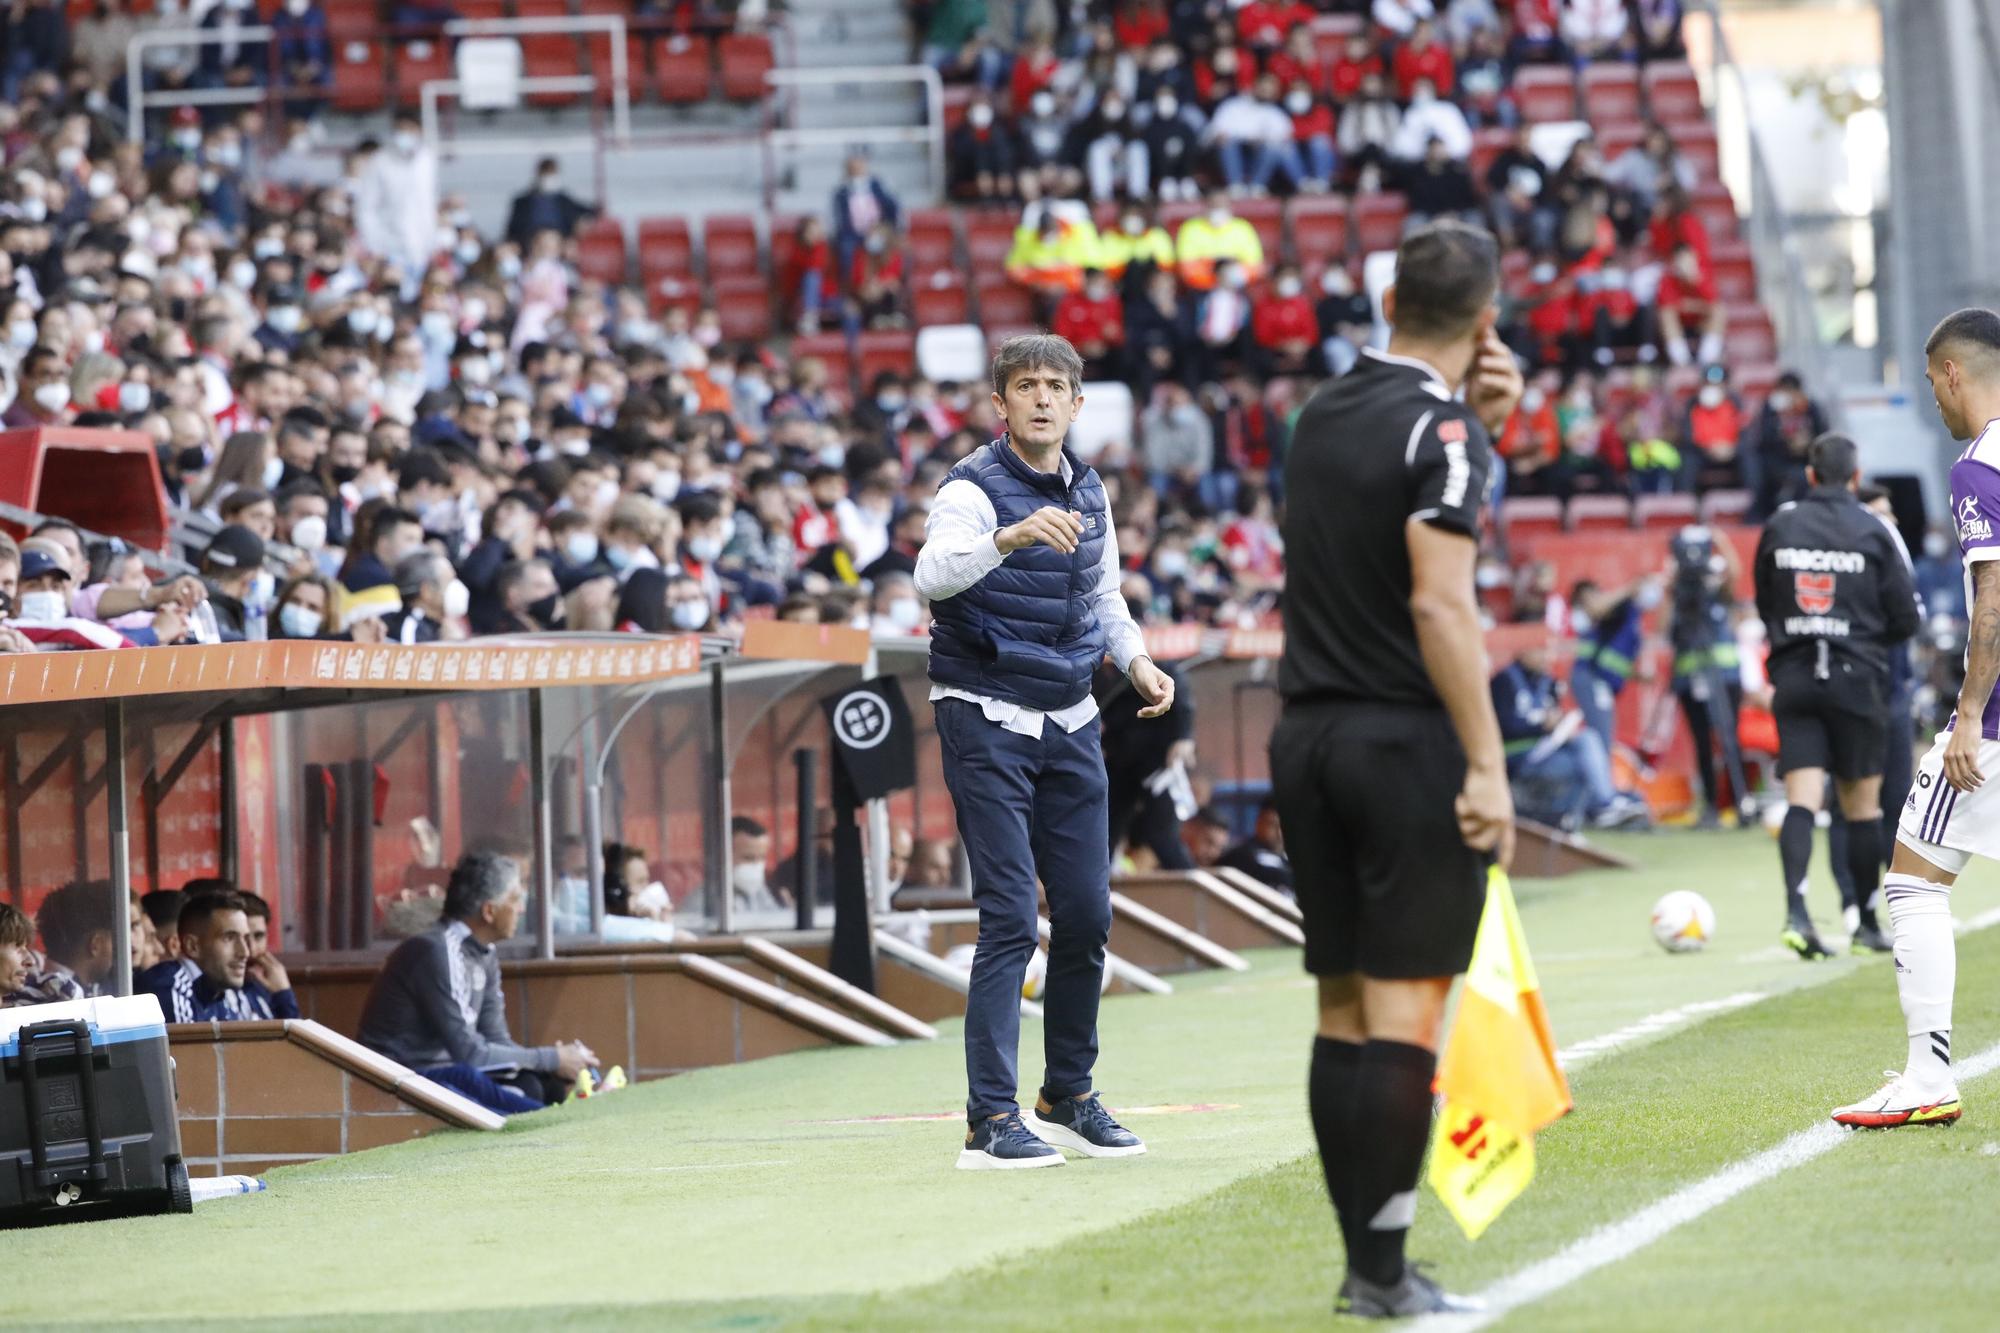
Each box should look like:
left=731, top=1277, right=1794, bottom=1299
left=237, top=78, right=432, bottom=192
left=1651, top=890, right=1716, bottom=953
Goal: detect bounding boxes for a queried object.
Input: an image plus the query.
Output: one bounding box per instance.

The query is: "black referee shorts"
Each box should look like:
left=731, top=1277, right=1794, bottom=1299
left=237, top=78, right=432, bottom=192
left=1772, top=660, right=1888, bottom=782
left=1269, top=701, right=1486, bottom=980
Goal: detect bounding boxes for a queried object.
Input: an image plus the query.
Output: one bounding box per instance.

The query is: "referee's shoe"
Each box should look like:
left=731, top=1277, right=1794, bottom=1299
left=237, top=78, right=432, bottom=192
left=1337, top=1265, right=1486, bottom=1318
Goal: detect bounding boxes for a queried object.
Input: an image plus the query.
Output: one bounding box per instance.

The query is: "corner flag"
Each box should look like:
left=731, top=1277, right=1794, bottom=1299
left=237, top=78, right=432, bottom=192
left=1427, top=866, right=1571, bottom=1240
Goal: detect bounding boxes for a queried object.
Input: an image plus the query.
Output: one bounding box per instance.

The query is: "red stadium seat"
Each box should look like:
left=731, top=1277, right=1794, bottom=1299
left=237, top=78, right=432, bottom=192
left=856, top=330, right=918, bottom=384
left=1634, top=493, right=1698, bottom=531
left=1594, top=121, right=1645, bottom=166
left=517, top=1, right=582, bottom=108
left=1710, top=240, right=1756, bottom=303
left=392, top=34, right=451, bottom=108
left=1352, top=192, right=1408, bottom=254
left=1567, top=495, right=1632, bottom=531
left=1309, top=14, right=1363, bottom=66
left=912, top=275, right=970, bottom=327
left=907, top=208, right=960, bottom=272
left=767, top=213, right=806, bottom=281
left=1733, top=361, right=1780, bottom=403
left=791, top=331, right=854, bottom=388
left=1581, top=63, right=1642, bottom=128
left=1236, top=198, right=1283, bottom=261
left=580, top=0, right=646, bottom=105
left=1723, top=304, right=1777, bottom=365
left=1643, top=61, right=1704, bottom=123
left=574, top=217, right=628, bottom=285
left=329, top=32, right=388, bottom=113
left=1158, top=200, right=1202, bottom=235
left=718, top=32, right=773, bottom=102
left=1667, top=120, right=1720, bottom=183
left=713, top=276, right=774, bottom=342
left=975, top=278, right=1035, bottom=328
left=1501, top=496, right=1565, bottom=545
left=637, top=217, right=694, bottom=284
left=964, top=211, right=1017, bottom=276
left=1288, top=194, right=1350, bottom=264
left=1689, top=182, right=1739, bottom=241
left=654, top=36, right=713, bottom=103
left=1467, top=127, right=1513, bottom=193
left=704, top=214, right=760, bottom=279
left=648, top=275, right=703, bottom=318
left=1513, top=65, right=1579, bottom=123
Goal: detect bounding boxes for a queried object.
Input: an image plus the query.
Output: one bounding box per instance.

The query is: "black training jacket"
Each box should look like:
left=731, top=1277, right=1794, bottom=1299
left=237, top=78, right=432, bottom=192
left=1753, top=484, right=1920, bottom=681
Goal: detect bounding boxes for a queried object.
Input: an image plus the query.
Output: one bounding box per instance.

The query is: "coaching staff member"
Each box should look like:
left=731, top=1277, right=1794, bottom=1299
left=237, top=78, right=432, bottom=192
left=1272, top=220, right=1522, bottom=1318
left=1754, top=433, right=1919, bottom=960
left=915, top=333, right=1177, bottom=1170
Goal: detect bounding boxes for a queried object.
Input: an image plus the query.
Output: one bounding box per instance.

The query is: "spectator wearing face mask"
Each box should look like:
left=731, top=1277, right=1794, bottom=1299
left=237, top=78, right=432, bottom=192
left=1251, top=264, right=1317, bottom=377
left=492, top=556, right=564, bottom=633
left=1315, top=265, right=1372, bottom=378
left=4, top=346, right=73, bottom=427
left=1390, top=78, right=1472, bottom=163
left=1141, top=382, right=1214, bottom=502
left=1392, top=19, right=1455, bottom=100
left=1204, top=74, right=1297, bottom=197
left=354, top=112, right=438, bottom=297
left=1096, top=203, right=1175, bottom=283
left=505, top=157, right=595, bottom=251
left=1052, top=268, right=1126, bottom=380
left=830, top=153, right=901, bottom=277
left=1140, top=87, right=1204, bottom=203
left=272, top=572, right=336, bottom=639
left=197, top=523, right=266, bottom=641
left=1335, top=72, right=1402, bottom=182
left=1283, top=82, right=1338, bottom=192
left=376, top=548, right=464, bottom=644
left=1079, top=92, right=1147, bottom=202
left=1679, top=363, right=1747, bottom=492
left=1656, top=243, right=1724, bottom=368
left=869, top=570, right=926, bottom=636
left=1748, top=371, right=1829, bottom=518
left=1175, top=189, right=1264, bottom=293
left=947, top=96, right=1019, bottom=203
left=1193, top=259, right=1254, bottom=383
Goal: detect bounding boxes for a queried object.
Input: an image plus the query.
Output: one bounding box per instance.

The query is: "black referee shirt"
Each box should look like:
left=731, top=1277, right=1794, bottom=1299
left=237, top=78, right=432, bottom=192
left=1278, top=348, right=1495, bottom=708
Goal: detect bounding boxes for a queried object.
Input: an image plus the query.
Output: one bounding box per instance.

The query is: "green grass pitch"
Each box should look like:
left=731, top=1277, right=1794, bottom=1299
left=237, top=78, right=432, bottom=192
left=11, top=829, right=2000, bottom=1330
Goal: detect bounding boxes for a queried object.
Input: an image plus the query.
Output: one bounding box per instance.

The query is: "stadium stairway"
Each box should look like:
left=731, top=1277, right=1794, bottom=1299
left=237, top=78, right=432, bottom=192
left=168, top=1018, right=504, bottom=1178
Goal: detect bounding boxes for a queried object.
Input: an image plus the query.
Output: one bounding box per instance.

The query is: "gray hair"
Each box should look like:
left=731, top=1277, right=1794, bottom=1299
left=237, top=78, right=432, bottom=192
left=393, top=549, right=450, bottom=598
left=989, top=333, right=1085, bottom=397
left=441, top=851, right=520, bottom=922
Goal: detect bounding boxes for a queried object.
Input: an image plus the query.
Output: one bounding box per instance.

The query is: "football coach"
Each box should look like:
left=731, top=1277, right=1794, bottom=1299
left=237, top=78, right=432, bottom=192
left=914, top=333, right=1176, bottom=1171
left=1273, top=220, right=1523, bottom=1317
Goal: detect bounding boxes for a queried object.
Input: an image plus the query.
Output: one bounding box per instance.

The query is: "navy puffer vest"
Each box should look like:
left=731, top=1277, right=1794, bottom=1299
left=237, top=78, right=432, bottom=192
left=927, top=439, right=1109, bottom=711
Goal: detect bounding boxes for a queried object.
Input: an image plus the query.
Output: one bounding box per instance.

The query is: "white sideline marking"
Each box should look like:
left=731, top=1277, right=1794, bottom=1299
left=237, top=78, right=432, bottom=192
left=1555, top=993, right=1767, bottom=1069
left=1415, top=1038, right=2000, bottom=1331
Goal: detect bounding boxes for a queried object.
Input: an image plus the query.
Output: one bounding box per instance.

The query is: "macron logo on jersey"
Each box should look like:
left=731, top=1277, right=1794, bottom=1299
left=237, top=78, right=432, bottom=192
left=1771, top=548, right=1865, bottom=574
left=1959, top=493, right=1993, bottom=545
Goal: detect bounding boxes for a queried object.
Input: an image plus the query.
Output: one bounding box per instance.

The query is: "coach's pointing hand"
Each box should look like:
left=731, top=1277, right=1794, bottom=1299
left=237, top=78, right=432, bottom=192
left=997, top=506, right=1085, bottom=555
left=1467, top=327, right=1526, bottom=436
left=1456, top=761, right=1516, bottom=870
left=1129, top=655, right=1175, bottom=718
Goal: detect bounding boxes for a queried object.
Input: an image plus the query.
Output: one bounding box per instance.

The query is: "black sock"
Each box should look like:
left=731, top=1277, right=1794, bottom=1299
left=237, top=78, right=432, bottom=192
left=1780, top=806, right=1815, bottom=922
left=1309, top=1036, right=1362, bottom=1256
left=1347, top=1039, right=1438, bottom=1287
left=1845, top=816, right=1883, bottom=930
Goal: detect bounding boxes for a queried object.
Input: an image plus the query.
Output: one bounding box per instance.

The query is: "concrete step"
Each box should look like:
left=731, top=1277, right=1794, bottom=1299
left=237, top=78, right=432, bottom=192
left=788, top=11, right=910, bottom=51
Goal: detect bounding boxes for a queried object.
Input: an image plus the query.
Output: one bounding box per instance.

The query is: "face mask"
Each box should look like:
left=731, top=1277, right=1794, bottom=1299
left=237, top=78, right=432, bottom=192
left=528, top=591, right=564, bottom=626
left=558, top=434, right=592, bottom=458
left=686, top=533, right=723, bottom=563
left=33, top=382, right=69, bottom=413
left=1155, top=95, right=1177, bottom=118
left=1521, top=387, right=1545, bottom=412
left=1221, top=267, right=1247, bottom=292
left=731, top=862, right=767, bottom=899
left=178, top=444, right=212, bottom=474
left=55, top=145, right=83, bottom=174
left=347, top=306, right=379, bottom=336
left=458, top=357, right=491, bottom=386
left=17, top=590, right=65, bottom=621
left=1031, top=92, right=1055, bottom=118
left=886, top=597, right=921, bottom=630
left=1635, top=581, right=1664, bottom=611
left=969, top=104, right=993, bottom=129
left=278, top=602, right=322, bottom=637
left=1286, top=92, right=1311, bottom=114
left=442, top=578, right=470, bottom=619
left=87, top=171, right=116, bottom=200
left=564, top=531, right=599, bottom=565
left=670, top=600, right=708, bottom=631
left=110, top=380, right=151, bottom=417
left=1698, top=385, right=1724, bottom=409
left=501, top=416, right=529, bottom=445
left=604, top=543, right=634, bottom=571
left=285, top=0, right=309, bottom=16
left=261, top=455, right=285, bottom=489
left=818, top=443, right=846, bottom=469
left=1768, top=391, right=1794, bottom=412
left=420, top=310, right=453, bottom=342
left=593, top=478, right=619, bottom=512
left=1532, top=263, right=1556, bottom=284
left=211, top=143, right=243, bottom=171
left=265, top=304, right=302, bottom=335
left=497, top=255, right=522, bottom=280
left=1208, top=207, right=1230, bottom=227
left=171, top=129, right=201, bottom=153
left=537, top=173, right=559, bottom=193
left=248, top=569, right=276, bottom=612
left=227, top=259, right=256, bottom=290
left=1154, top=548, right=1188, bottom=578
left=650, top=471, right=681, bottom=501
left=876, top=392, right=906, bottom=413
left=81, top=330, right=106, bottom=356
left=8, top=319, right=36, bottom=351
left=393, top=130, right=421, bottom=155
left=1412, top=86, right=1436, bottom=105
left=1321, top=269, right=1352, bottom=296
left=693, top=322, right=721, bottom=349
left=1569, top=607, right=1592, bottom=635
left=1276, top=276, right=1302, bottom=299
left=586, top=381, right=617, bottom=409
left=455, top=239, right=482, bottom=266
left=290, top=514, right=327, bottom=551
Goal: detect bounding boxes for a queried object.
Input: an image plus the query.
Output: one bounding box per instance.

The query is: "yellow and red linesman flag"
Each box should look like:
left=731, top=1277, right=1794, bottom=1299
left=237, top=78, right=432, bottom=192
left=1427, top=866, right=1572, bottom=1240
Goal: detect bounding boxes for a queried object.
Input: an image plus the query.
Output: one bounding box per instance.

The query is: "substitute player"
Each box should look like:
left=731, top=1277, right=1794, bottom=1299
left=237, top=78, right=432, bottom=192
left=1835, top=308, right=2000, bottom=1128
left=1753, top=432, right=1918, bottom=960
left=914, top=333, right=1177, bottom=1168
left=1273, top=220, right=1522, bottom=1317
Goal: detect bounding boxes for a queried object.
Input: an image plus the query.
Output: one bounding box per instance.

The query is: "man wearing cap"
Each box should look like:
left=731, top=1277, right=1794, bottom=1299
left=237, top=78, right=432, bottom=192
left=199, top=524, right=266, bottom=641
left=7, top=547, right=184, bottom=649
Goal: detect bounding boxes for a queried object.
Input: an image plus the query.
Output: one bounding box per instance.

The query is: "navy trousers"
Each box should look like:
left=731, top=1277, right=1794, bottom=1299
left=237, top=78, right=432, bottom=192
left=934, top=696, right=1112, bottom=1120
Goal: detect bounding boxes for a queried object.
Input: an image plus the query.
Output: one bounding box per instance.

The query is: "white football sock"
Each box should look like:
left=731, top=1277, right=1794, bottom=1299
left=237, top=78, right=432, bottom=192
left=1883, top=872, right=1954, bottom=1088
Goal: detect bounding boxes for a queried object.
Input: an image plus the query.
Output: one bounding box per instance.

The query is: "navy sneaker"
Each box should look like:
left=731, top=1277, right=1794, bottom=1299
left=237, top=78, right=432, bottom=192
left=1029, top=1091, right=1146, bottom=1158
left=956, top=1111, right=1065, bottom=1171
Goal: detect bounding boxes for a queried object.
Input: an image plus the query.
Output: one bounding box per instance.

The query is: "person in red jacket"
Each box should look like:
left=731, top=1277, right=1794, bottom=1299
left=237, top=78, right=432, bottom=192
left=1008, top=32, right=1060, bottom=110
left=1286, top=80, right=1339, bottom=187
left=1646, top=183, right=1711, bottom=271
left=1051, top=269, right=1126, bottom=379
left=1391, top=19, right=1455, bottom=100
left=1656, top=243, right=1725, bottom=367
left=1264, top=24, right=1329, bottom=94
left=1236, top=0, right=1312, bottom=53
left=1195, top=33, right=1256, bottom=104
left=781, top=214, right=842, bottom=334
left=1250, top=263, right=1316, bottom=374
left=1327, top=32, right=1382, bottom=101
left=1112, top=0, right=1168, bottom=51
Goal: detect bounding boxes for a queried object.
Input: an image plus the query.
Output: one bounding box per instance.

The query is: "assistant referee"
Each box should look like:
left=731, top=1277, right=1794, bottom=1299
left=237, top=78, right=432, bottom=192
left=1272, top=220, right=1522, bottom=1319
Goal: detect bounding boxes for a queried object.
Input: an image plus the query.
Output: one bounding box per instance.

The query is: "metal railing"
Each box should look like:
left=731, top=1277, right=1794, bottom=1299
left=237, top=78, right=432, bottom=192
left=763, top=64, right=946, bottom=208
